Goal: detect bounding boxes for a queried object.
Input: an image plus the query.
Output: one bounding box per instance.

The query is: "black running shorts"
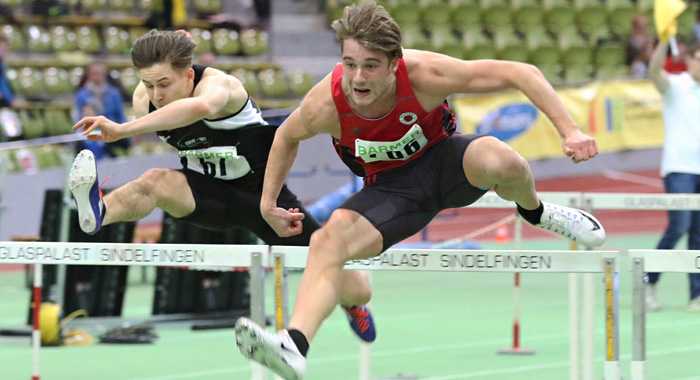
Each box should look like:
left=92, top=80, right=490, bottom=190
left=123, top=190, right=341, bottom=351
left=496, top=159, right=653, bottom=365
left=177, top=169, right=320, bottom=246
left=339, top=134, right=488, bottom=251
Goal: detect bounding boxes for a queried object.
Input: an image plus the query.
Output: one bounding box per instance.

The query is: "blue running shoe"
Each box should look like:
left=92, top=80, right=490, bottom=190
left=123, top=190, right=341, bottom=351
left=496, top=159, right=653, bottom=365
left=69, top=150, right=105, bottom=235
left=342, top=305, right=376, bottom=343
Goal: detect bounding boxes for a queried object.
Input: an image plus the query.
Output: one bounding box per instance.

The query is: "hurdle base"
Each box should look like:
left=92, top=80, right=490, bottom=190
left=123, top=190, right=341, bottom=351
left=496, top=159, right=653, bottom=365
left=497, top=348, right=536, bottom=355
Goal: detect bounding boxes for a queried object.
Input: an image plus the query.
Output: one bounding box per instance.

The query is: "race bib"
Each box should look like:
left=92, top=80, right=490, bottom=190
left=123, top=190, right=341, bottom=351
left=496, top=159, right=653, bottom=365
left=355, top=124, right=428, bottom=163
left=179, top=146, right=251, bottom=180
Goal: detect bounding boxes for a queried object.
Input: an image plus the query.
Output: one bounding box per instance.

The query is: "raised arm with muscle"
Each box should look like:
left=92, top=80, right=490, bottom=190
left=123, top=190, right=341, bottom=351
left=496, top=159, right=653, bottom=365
left=649, top=42, right=671, bottom=93
left=73, top=68, right=248, bottom=142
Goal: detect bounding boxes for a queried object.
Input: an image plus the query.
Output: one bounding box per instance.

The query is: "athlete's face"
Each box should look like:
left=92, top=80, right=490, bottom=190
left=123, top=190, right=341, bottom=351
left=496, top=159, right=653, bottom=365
left=341, top=39, right=398, bottom=110
left=139, top=63, right=195, bottom=108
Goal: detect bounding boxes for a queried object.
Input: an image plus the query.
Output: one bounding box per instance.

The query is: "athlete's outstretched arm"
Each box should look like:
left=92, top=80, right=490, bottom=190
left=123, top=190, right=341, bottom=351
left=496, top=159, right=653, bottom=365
left=409, top=50, right=598, bottom=163
left=73, top=70, right=247, bottom=142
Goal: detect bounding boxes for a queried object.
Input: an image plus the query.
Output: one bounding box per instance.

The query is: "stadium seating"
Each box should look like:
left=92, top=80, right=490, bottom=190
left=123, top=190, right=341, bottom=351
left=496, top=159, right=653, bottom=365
left=212, top=29, right=241, bottom=56
left=105, top=26, right=131, bottom=55
left=232, top=68, right=261, bottom=96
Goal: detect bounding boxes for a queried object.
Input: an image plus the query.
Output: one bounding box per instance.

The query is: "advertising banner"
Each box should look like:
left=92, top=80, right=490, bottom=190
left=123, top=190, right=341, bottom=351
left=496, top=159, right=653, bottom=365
left=452, top=80, right=665, bottom=160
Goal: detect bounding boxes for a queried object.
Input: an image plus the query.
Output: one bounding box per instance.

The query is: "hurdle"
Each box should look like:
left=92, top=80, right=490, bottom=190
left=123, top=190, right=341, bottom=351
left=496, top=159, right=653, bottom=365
left=628, top=249, right=700, bottom=380
left=0, top=241, right=269, bottom=380
left=467, top=191, right=595, bottom=379
left=270, top=246, right=621, bottom=380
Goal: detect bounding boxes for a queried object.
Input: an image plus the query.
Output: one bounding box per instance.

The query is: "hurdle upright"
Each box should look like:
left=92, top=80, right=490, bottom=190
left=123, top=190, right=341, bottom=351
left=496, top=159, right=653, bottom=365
left=628, top=249, right=700, bottom=380
left=0, top=241, right=269, bottom=380
left=271, top=246, right=621, bottom=380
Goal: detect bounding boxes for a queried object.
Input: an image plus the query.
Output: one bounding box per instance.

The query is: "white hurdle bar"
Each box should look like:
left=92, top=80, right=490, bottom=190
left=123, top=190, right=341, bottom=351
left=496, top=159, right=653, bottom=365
left=469, top=191, right=594, bottom=380
left=270, top=246, right=621, bottom=380
left=628, top=250, right=700, bottom=380
left=0, top=241, right=269, bottom=380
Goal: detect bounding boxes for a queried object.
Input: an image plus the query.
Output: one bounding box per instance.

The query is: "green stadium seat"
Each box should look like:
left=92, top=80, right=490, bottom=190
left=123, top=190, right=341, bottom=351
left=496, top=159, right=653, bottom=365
left=481, top=0, right=512, bottom=32
left=526, top=29, right=561, bottom=66
left=33, top=146, right=62, bottom=169
left=327, top=0, right=352, bottom=24
left=110, top=0, right=135, bottom=11
left=44, top=109, right=73, bottom=136
left=402, top=25, right=432, bottom=51
left=231, top=68, right=261, bottom=96
left=606, top=0, right=637, bottom=37
left=81, top=0, right=107, bottom=11
left=595, top=64, right=629, bottom=80
left=139, top=0, right=158, bottom=11
left=677, top=3, right=699, bottom=40
left=190, top=28, right=213, bottom=55
left=389, top=1, right=421, bottom=30
left=129, top=27, right=149, bottom=43
left=44, top=67, right=72, bottom=96
left=76, top=26, right=102, bottom=54
left=5, top=68, right=19, bottom=92
left=50, top=26, right=77, bottom=53
left=105, top=26, right=130, bottom=55
left=513, top=5, right=545, bottom=34
left=287, top=71, right=315, bottom=97
left=449, top=0, right=482, bottom=33
left=558, top=28, right=593, bottom=67
left=462, top=29, right=496, bottom=60
left=2, top=24, right=25, bottom=52
left=538, top=63, right=562, bottom=84
left=69, top=67, right=85, bottom=88
left=563, top=64, right=592, bottom=83
left=420, top=0, right=452, bottom=30
left=430, top=27, right=466, bottom=59
left=212, top=28, right=241, bottom=56
left=17, top=67, right=47, bottom=97
left=18, top=110, right=46, bottom=139
left=493, top=28, right=528, bottom=62
left=120, top=68, right=141, bottom=95
left=511, top=0, right=539, bottom=8
left=259, top=69, right=289, bottom=98
left=575, top=2, right=607, bottom=37
left=594, top=42, right=626, bottom=67
left=636, top=0, right=654, bottom=14
left=27, top=25, right=52, bottom=53
left=545, top=6, right=577, bottom=34
left=194, top=0, right=221, bottom=14
left=240, top=29, right=268, bottom=56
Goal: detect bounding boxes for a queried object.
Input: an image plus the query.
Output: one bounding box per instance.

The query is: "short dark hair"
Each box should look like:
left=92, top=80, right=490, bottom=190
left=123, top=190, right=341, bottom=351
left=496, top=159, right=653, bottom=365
left=130, top=29, right=195, bottom=71
left=331, top=0, right=403, bottom=61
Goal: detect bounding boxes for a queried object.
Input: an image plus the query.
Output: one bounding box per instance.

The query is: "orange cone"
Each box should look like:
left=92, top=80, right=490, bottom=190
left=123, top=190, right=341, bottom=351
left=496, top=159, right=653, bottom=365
left=494, top=224, right=510, bottom=244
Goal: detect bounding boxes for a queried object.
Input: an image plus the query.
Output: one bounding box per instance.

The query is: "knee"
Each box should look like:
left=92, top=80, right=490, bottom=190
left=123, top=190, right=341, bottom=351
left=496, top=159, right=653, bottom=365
left=308, top=212, right=354, bottom=264
left=479, top=138, right=528, bottom=182
left=134, top=168, right=172, bottom=196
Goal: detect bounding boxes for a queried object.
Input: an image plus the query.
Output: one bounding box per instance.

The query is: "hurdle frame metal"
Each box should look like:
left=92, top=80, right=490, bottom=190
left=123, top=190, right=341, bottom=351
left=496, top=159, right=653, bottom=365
left=270, top=246, right=621, bottom=380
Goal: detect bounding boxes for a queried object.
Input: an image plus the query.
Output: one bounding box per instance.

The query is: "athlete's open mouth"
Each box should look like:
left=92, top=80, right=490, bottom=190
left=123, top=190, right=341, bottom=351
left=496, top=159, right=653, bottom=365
left=354, top=88, right=370, bottom=96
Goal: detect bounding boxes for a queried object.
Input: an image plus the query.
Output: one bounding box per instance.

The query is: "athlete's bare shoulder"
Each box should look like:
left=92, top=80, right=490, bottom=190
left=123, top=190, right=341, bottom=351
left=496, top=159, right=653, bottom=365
left=196, top=66, right=248, bottom=117
left=299, top=72, right=341, bottom=137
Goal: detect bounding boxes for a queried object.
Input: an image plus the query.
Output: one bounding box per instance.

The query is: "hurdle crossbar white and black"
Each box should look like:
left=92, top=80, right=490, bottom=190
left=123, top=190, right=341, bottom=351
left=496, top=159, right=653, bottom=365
left=628, top=250, right=700, bottom=380
left=0, top=241, right=269, bottom=380
left=270, top=246, right=621, bottom=380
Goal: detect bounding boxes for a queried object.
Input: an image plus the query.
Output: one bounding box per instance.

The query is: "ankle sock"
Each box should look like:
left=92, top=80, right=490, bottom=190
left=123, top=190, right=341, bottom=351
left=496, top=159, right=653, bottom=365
left=287, top=329, right=309, bottom=357
left=516, top=202, right=544, bottom=225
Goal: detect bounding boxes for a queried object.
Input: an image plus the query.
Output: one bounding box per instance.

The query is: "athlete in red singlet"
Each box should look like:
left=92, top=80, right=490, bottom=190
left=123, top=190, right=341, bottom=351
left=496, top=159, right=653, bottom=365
left=235, top=2, right=606, bottom=379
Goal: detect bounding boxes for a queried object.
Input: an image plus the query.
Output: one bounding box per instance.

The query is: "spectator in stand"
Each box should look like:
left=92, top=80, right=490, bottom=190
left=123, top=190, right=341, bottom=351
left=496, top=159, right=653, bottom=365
left=196, top=51, right=217, bottom=67
left=73, top=60, right=130, bottom=159
left=0, top=36, right=16, bottom=109
left=630, top=38, right=655, bottom=79
left=627, top=14, right=656, bottom=66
